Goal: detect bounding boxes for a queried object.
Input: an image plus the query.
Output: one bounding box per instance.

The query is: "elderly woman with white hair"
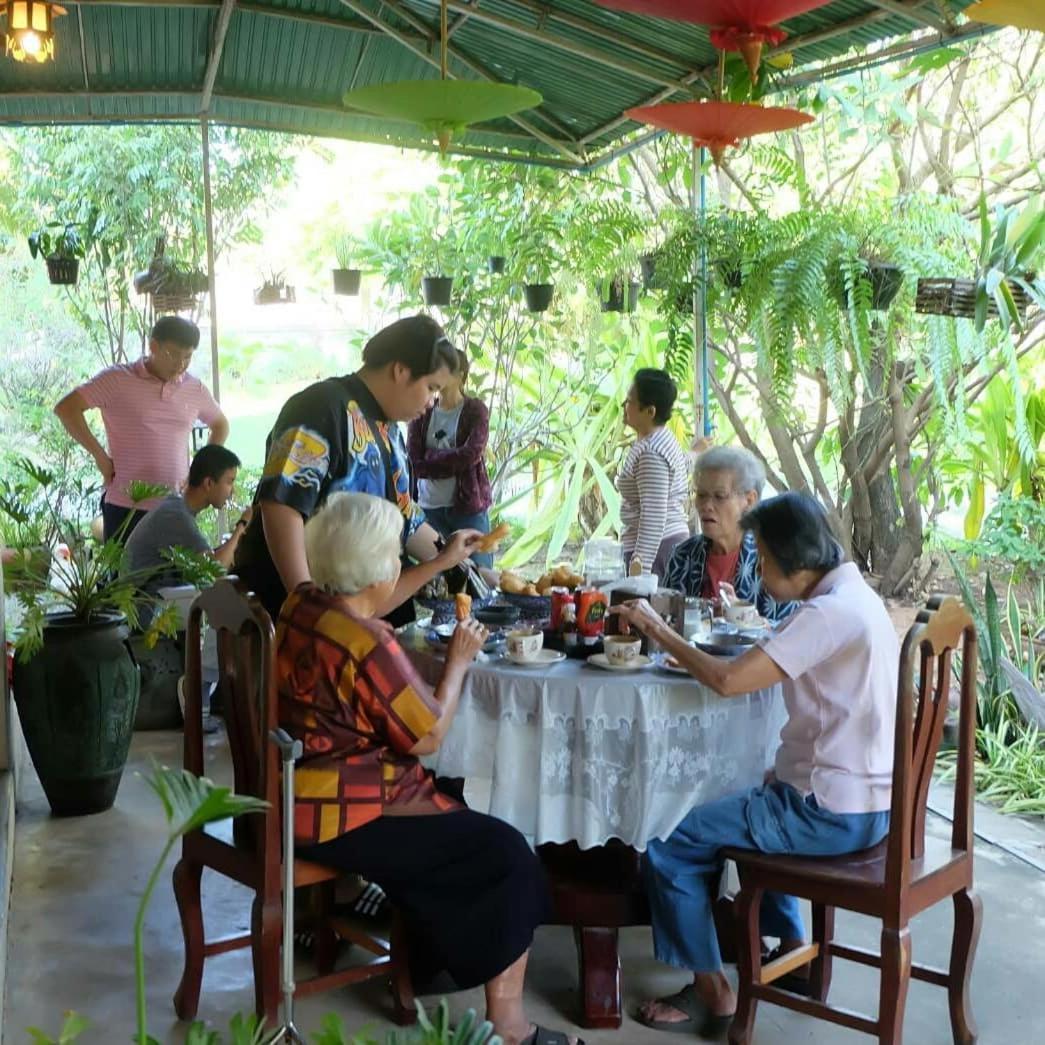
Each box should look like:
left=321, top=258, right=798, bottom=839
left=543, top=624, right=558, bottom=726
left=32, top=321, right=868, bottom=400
left=664, top=445, right=796, bottom=622
left=276, top=492, right=582, bottom=1045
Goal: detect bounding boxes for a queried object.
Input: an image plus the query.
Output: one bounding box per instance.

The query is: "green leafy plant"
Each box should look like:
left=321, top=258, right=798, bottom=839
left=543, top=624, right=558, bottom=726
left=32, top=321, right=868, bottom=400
left=957, top=495, right=1045, bottom=579
left=9, top=476, right=181, bottom=661
left=973, top=193, right=1045, bottom=333
left=27, top=221, right=84, bottom=261
left=162, top=545, right=227, bottom=590
left=334, top=232, right=357, bottom=270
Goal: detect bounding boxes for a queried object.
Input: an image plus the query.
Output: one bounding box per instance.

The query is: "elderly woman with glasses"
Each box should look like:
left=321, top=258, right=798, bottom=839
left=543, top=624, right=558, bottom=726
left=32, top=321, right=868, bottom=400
left=277, top=491, right=582, bottom=1045
left=664, top=445, right=796, bottom=622
left=612, top=492, right=898, bottom=1036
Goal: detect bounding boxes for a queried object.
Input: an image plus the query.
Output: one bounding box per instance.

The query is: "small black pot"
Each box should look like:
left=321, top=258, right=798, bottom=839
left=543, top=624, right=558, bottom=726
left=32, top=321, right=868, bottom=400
left=627, top=280, right=640, bottom=312
left=867, top=262, right=904, bottom=310
left=601, top=278, right=639, bottom=312
left=640, top=253, right=659, bottom=290
left=46, top=257, right=79, bottom=285
left=488, top=255, right=507, bottom=274
left=422, top=275, right=454, bottom=307
left=716, top=259, right=744, bottom=289
left=332, top=268, right=361, bottom=295
left=524, top=282, right=554, bottom=312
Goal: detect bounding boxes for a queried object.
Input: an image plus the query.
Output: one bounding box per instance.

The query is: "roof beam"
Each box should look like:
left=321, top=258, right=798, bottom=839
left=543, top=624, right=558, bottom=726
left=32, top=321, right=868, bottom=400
left=75, top=4, right=91, bottom=107
left=412, top=0, right=694, bottom=93
left=200, top=0, right=237, bottom=114
left=862, top=0, right=950, bottom=35
left=334, top=0, right=585, bottom=163
left=377, top=0, right=577, bottom=140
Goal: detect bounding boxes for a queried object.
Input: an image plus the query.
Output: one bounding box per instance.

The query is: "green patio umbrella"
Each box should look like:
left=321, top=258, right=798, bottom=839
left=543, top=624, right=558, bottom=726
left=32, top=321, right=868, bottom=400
left=343, top=0, right=542, bottom=152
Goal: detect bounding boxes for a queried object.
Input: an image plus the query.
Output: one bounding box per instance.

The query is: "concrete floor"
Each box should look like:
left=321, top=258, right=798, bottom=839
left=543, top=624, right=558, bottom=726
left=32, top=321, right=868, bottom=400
left=6, top=730, right=1045, bottom=1044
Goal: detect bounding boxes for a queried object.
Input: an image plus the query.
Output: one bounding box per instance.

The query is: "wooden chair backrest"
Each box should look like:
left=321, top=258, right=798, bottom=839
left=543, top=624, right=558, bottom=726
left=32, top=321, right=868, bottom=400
left=886, top=596, right=977, bottom=891
left=184, top=577, right=281, bottom=880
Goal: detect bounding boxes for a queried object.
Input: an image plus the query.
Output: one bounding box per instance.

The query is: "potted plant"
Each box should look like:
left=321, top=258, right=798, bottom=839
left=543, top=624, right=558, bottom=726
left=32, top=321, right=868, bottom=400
left=488, top=254, right=507, bottom=274
left=133, top=236, right=208, bottom=313
left=829, top=234, right=905, bottom=312
left=599, top=274, right=641, bottom=313
left=9, top=478, right=181, bottom=817
left=916, top=195, right=1044, bottom=330
left=332, top=233, right=362, bottom=296
left=254, top=270, right=296, bottom=305
left=27, top=220, right=84, bottom=285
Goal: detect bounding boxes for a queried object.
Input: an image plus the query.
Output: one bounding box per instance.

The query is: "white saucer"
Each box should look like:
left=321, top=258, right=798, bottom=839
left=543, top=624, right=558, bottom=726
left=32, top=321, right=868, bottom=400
left=505, top=649, right=567, bottom=667
left=587, top=652, right=652, bottom=672
left=654, top=655, right=691, bottom=675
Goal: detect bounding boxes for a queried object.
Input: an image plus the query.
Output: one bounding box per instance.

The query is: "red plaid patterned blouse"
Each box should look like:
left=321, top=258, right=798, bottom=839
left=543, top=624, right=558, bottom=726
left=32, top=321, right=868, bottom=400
left=276, top=583, right=460, bottom=845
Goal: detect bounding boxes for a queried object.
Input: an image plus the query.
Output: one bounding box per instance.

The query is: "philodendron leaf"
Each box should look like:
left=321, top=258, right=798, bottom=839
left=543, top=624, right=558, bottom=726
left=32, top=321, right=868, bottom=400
left=146, top=761, right=268, bottom=842
left=184, top=1022, right=221, bottom=1045
left=226, top=1012, right=268, bottom=1045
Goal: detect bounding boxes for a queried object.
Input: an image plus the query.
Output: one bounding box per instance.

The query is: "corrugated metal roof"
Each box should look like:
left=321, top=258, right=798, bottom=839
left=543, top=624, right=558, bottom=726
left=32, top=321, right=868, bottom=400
left=0, top=0, right=986, bottom=167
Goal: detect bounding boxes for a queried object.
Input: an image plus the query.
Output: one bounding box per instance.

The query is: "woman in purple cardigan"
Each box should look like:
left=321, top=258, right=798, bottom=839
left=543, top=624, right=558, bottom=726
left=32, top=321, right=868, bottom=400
left=407, top=349, right=495, bottom=567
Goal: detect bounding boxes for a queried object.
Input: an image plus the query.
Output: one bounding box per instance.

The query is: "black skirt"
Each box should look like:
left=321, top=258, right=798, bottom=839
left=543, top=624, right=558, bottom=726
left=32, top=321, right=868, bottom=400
left=299, top=810, right=550, bottom=989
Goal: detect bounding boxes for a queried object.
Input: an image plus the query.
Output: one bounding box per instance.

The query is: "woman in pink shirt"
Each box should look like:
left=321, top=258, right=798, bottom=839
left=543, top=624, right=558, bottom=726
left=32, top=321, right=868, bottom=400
left=612, top=492, right=898, bottom=1037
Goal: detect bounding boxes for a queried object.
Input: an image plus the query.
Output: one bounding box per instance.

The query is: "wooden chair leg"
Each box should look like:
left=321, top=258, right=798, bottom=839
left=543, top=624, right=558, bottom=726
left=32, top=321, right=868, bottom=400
left=727, top=884, right=763, bottom=1045
left=878, top=925, right=912, bottom=1045
left=251, top=894, right=283, bottom=1026
left=390, top=913, right=417, bottom=1026
left=948, top=888, right=982, bottom=1045
left=172, top=858, right=205, bottom=1020
left=312, top=880, right=339, bottom=976
left=809, top=903, right=835, bottom=1003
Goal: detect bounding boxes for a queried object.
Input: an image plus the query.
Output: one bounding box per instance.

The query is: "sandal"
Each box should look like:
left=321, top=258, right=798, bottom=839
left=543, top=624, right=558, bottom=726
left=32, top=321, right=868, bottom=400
left=520, top=1026, right=586, bottom=1045
left=635, top=984, right=733, bottom=1038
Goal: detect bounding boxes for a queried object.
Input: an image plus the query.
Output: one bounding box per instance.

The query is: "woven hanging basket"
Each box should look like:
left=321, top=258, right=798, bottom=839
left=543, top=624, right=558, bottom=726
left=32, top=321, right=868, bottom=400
left=915, top=277, right=1032, bottom=320
left=151, top=290, right=201, bottom=314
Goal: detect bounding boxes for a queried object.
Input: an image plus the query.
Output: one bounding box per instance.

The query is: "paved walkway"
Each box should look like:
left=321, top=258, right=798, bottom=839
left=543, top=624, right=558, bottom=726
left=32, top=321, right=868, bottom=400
left=5, top=731, right=1045, bottom=1043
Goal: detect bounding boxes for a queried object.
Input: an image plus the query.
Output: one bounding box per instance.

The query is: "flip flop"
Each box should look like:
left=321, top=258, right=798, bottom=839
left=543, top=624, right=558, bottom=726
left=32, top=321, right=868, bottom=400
left=635, top=983, right=733, bottom=1038
left=519, top=1026, right=586, bottom=1045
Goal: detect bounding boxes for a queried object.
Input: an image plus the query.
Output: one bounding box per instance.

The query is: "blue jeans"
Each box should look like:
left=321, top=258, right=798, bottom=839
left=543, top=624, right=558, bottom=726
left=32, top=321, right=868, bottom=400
left=423, top=506, right=494, bottom=568
left=644, top=781, right=890, bottom=973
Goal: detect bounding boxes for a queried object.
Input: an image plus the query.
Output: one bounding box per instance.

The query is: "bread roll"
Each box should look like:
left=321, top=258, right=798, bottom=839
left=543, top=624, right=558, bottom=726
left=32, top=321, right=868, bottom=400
left=455, top=593, right=472, bottom=621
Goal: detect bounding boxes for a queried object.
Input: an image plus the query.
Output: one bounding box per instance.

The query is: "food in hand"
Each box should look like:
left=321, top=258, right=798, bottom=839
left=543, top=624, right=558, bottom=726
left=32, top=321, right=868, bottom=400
left=454, top=593, right=473, bottom=621
left=476, top=521, right=511, bottom=553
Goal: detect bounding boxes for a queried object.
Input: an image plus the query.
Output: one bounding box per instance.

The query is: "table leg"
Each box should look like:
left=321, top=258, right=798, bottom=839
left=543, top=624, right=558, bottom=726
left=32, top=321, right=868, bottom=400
left=573, top=925, right=623, bottom=1028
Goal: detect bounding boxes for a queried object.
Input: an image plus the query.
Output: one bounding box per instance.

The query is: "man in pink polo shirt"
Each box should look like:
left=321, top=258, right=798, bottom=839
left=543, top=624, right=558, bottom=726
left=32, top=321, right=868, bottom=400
left=55, top=315, right=229, bottom=541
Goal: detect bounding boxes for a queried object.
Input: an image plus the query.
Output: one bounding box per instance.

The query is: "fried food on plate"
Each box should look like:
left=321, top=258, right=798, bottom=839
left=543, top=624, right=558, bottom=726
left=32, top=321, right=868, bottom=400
left=475, top=521, right=511, bottom=553
left=499, top=571, right=528, bottom=594
left=454, top=593, right=473, bottom=621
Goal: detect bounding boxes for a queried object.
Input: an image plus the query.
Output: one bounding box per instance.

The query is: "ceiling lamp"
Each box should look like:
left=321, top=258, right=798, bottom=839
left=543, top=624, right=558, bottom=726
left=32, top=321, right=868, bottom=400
left=3, top=1, right=66, bottom=63
left=343, top=0, right=541, bottom=152
left=597, top=1, right=831, bottom=77
left=964, top=0, right=1045, bottom=33
left=626, top=98, right=814, bottom=165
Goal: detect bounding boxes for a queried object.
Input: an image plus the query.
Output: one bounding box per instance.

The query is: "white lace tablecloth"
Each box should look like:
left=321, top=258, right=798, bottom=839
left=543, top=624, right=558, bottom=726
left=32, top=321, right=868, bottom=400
left=406, top=635, right=785, bottom=852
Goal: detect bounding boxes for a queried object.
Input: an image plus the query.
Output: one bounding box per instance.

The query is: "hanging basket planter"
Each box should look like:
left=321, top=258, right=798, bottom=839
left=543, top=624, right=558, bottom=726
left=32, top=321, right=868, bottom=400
left=600, top=278, right=641, bottom=313
left=829, top=261, right=905, bottom=312
left=915, top=277, right=1032, bottom=321
left=523, top=283, right=554, bottom=312
left=254, top=280, right=296, bottom=305
left=488, top=255, right=507, bottom=274
left=422, top=275, right=454, bottom=307
left=44, top=256, right=79, bottom=285
left=332, top=268, right=361, bottom=296
left=133, top=238, right=207, bottom=314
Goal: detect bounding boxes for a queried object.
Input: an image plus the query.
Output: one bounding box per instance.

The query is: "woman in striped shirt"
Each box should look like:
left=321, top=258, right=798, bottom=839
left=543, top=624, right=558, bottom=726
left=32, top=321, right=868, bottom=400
left=616, top=369, right=691, bottom=578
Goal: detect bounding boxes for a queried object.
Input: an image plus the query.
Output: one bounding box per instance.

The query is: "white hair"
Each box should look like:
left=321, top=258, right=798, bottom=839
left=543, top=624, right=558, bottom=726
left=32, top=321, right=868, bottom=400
left=304, top=492, right=403, bottom=595
left=694, top=445, right=766, bottom=497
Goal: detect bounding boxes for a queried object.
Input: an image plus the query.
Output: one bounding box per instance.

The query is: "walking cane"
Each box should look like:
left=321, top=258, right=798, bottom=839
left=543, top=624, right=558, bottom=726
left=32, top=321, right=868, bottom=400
left=268, top=728, right=307, bottom=1044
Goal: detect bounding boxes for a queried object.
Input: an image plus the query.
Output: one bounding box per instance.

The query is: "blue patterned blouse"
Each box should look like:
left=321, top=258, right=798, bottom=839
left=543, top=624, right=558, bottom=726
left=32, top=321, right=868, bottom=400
left=663, top=530, right=798, bottom=623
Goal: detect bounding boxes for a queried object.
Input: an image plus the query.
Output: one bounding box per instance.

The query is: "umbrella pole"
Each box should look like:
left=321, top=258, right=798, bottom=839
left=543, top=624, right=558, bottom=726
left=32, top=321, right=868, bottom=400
left=692, top=143, right=711, bottom=440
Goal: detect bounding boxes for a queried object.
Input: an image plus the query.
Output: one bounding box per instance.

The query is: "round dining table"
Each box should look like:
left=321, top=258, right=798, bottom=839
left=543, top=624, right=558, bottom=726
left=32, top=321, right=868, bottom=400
left=401, top=628, right=786, bottom=1029
left=403, top=630, right=786, bottom=851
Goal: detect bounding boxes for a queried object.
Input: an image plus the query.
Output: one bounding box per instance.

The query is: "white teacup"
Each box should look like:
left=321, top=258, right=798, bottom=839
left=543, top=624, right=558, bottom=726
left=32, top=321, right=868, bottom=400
left=724, top=600, right=759, bottom=625
left=604, top=635, right=642, bottom=665
left=507, top=628, right=543, bottom=662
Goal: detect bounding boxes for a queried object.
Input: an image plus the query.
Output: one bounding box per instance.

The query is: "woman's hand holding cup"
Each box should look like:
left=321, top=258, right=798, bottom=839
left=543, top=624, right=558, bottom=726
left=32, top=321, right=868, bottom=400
left=609, top=599, right=668, bottom=639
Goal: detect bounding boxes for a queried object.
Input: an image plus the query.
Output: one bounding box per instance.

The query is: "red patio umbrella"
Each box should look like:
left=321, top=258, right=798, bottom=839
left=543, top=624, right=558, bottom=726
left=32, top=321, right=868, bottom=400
left=597, top=1, right=832, bottom=76
left=625, top=98, right=814, bottom=164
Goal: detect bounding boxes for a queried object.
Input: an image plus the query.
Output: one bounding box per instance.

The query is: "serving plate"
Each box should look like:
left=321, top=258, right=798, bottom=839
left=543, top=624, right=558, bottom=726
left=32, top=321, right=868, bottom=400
left=587, top=652, right=653, bottom=672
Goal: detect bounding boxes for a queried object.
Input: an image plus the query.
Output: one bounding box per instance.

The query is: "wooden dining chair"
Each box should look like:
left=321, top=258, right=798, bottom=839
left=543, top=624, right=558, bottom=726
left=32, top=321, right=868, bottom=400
left=172, top=576, right=415, bottom=1026
left=724, top=595, right=981, bottom=1045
